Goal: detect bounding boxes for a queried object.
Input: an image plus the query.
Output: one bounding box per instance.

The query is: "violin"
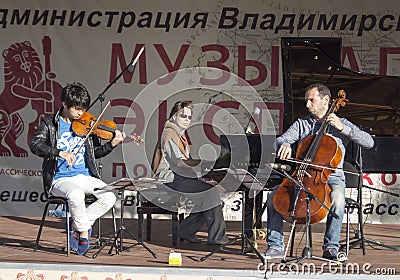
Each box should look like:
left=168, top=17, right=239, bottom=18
left=71, top=111, right=144, bottom=144
left=272, top=90, right=348, bottom=224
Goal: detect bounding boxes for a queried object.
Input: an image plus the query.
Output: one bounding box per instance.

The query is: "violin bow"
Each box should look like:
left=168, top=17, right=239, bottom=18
left=271, top=153, right=362, bottom=176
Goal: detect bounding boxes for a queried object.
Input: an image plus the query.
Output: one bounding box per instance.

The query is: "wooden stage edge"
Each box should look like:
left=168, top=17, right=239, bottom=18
left=0, top=216, right=400, bottom=279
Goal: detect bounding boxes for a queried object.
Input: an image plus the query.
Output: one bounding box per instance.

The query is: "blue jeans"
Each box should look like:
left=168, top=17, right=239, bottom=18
left=266, top=176, right=345, bottom=251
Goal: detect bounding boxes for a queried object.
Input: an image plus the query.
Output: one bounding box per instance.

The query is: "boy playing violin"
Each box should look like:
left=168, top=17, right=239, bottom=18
left=30, top=82, right=125, bottom=255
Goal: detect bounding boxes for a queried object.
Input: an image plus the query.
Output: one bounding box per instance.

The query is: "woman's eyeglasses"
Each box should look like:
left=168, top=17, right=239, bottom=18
left=178, top=113, right=192, bottom=120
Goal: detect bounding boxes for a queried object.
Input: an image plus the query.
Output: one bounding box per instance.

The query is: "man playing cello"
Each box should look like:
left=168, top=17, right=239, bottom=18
left=263, top=83, right=374, bottom=260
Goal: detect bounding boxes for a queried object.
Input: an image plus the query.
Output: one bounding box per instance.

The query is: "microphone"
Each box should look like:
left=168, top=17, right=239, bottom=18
left=244, top=107, right=260, bottom=134
left=269, top=163, right=292, bottom=172
left=127, top=46, right=145, bottom=73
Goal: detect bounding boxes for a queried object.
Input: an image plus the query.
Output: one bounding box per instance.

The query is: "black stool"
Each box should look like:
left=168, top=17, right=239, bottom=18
left=136, top=190, right=185, bottom=246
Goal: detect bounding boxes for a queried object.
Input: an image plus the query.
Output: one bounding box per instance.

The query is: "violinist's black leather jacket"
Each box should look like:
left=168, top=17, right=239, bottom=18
left=30, top=107, right=115, bottom=192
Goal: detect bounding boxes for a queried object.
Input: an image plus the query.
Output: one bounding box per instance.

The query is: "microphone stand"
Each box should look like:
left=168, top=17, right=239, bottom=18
left=199, top=169, right=266, bottom=264
left=86, top=46, right=144, bottom=112
left=90, top=46, right=144, bottom=258
left=345, top=147, right=400, bottom=252
left=244, top=108, right=260, bottom=134
left=244, top=116, right=253, bottom=134
left=274, top=168, right=340, bottom=264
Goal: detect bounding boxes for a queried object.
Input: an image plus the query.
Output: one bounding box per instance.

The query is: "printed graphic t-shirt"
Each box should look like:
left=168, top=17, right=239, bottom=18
left=53, top=118, right=90, bottom=180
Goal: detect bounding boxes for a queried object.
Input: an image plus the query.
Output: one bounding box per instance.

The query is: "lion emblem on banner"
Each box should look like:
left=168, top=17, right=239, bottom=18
left=0, top=36, right=62, bottom=157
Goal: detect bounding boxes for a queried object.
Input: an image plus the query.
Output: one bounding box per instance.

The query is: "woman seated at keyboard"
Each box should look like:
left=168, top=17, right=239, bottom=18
left=151, top=100, right=229, bottom=245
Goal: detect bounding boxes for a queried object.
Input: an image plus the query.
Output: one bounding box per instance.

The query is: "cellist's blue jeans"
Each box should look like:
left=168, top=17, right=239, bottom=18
left=266, top=176, right=346, bottom=251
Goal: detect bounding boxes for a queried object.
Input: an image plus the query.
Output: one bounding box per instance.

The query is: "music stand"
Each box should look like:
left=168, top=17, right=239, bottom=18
left=200, top=168, right=266, bottom=264
left=344, top=145, right=400, bottom=252
left=94, top=178, right=158, bottom=258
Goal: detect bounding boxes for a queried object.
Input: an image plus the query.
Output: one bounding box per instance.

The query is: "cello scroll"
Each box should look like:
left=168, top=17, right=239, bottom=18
left=333, top=90, right=348, bottom=112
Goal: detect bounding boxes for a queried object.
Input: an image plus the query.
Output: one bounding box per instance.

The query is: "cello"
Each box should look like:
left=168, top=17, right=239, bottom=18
left=272, top=90, right=348, bottom=224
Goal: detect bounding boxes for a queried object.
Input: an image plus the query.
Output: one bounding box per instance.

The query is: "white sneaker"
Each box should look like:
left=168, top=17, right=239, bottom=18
left=262, top=248, right=285, bottom=260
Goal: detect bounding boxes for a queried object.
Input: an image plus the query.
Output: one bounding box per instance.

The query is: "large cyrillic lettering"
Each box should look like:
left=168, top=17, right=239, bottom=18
left=358, top=14, right=376, bottom=36
left=363, top=203, right=373, bottom=215
left=203, top=101, right=240, bottom=144
left=259, top=14, right=275, bottom=30
left=132, top=164, right=147, bottom=178
left=379, top=15, right=394, bottom=31
left=157, top=100, right=168, bottom=139
left=388, top=204, right=399, bottom=215
left=317, top=14, right=338, bottom=30
left=11, top=9, right=30, bottom=25
left=29, top=191, right=39, bottom=202
left=200, top=44, right=230, bottom=85
left=239, top=13, right=258, bottom=29
left=32, top=10, right=49, bottom=25
left=362, top=173, right=373, bottom=185
left=379, top=47, right=400, bottom=75
left=271, top=46, right=280, bottom=86
left=156, top=44, right=190, bottom=84
left=68, top=10, right=85, bottom=26
left=154, top=12, right=171, bottom=32
left=112, top=162, right=127, bottom=178
left=376, top=203, right=387, bottom=215
left=118, top=11, right=135, bottom=33
left=49, top=10, right=67, bottom=26
left=137, top=12, right=152, bottom=28
left=219, top=7, right=239, bottom=29
left=173, top=12, right=190, bottom=28
left=12, top=190, right=28, bottom=202
left=298, top=14, right=315, bottom=30
left=340, top=15, right=357, bottom=30
left=110, top=43, right=147, bottom=84
left=381, top=174, right=397, bottom=186
left=0, top=9, right=8, bottom=28
left=0, top=191, right=10, bottom=201
left=104, top=11, right=119, bottom=27
left=238, top=46, right=267, bottom=86
left=124, top=195, right=136, bottom=206
left=342, top=46, right=360, bottom=72
left=397, top=16, right=400, bottom=31
left=111, top=98, right=145, bottom=136
left=87, top=11, right=102, bottom=27
left=191, top=12, right=208, bottom=28
left=275, top=14, right=295, bottom=34
left=40, top=192, right=48, bottom=202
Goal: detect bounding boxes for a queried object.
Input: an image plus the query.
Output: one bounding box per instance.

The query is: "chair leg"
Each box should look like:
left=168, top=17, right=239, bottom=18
left=178, top=213, right=184, bottom=243
left=65, top=205, right=71, bottom=256
left=34, top=202, right=51, bottom=252
left=35, top=201, right=71, bottom=256
left=172, top=213, right=178, bottom=247
left=138, top=209, right=144, bottom=242
left=357, top=204, right=366, bottom=255
left=111, top=206, right=117, bottom=236
left=146, top=214, right=152, bottom=242
left=346, top=206, right=350, bottom=257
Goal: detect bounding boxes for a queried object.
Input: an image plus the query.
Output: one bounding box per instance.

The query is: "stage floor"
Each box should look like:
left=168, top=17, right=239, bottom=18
left=0, top=216, right=399, bottom=278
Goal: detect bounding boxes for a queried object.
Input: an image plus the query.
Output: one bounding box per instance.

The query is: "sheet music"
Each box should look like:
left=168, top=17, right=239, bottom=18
left=101, top=177, right=164, bottom=191
left=206, top=167, right=264, bottom=191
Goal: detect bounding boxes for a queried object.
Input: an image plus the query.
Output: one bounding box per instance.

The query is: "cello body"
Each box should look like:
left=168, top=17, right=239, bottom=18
left=273, top=134, right=342, bottom=224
